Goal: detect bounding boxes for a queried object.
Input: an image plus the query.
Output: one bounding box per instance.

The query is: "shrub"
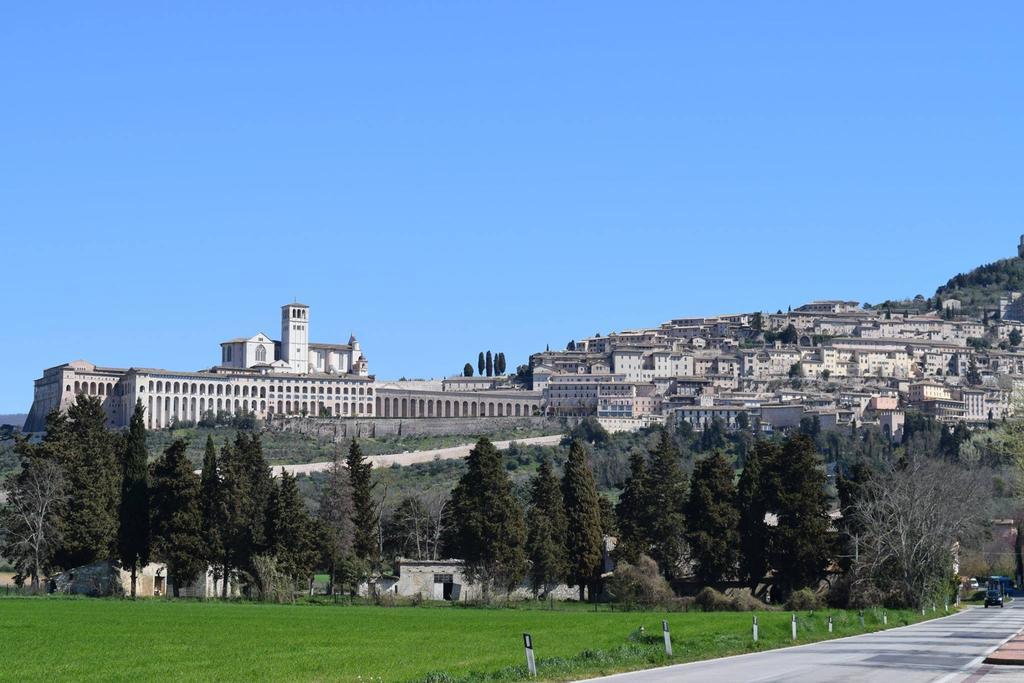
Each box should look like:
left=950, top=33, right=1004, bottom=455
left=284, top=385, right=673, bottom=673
left=607, top=555, right=675, bottom=607
left=251, top=555, right=295, bottom=603
left=785, top=588, right=823, bottom=611
left=693, top=587, right=770, bottom=612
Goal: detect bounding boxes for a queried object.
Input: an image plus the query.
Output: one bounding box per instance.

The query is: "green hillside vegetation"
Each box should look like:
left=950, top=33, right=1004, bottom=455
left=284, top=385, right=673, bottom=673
left=935, top=256, right=1024, bottom=314
left=0, top=598, right=935, bottom=682
left=146, top=423, right=561, bottom=469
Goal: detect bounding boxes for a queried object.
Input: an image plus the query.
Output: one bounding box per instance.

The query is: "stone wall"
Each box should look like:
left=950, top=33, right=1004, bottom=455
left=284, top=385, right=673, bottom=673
left=266, top=415, right=559, bottom=442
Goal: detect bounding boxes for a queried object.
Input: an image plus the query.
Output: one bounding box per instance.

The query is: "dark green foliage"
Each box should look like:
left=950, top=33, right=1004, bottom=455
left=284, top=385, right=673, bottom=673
left=485, top=350, right=493, bottom=377
left=220, top=432, right=273, bottom=581
left=462, top=363, right=474, bottom=377
left=769, top=435, right=832, bottom=600
left=525, top=457, right=568, bottom=595
left=477, top=352, right=485, bottom=377
left=118, top=401, right=151, bottom=597
left=496, top=352, right=506, bottom=375
left=199, top=436, right=227, bottom=592
left=266, top=470, right=318, bottom=583
left=737, top=441, right=776, bottom=589
left=644, top=431, right=688, bottom=581
left=346, top=439, right=378, bottom=563
left=686, top=452, right=739, bottom=585
left=561, top=439, right=604, bottom=600
left=936, top=256, right=1024, bottom=314
left=569, top=417, right=609, bottom=445
left=1011, top=329, right=1022, bottom=347
left=614, top=451, right=652, bottom=564
left=150, top=440, right=206, bottom=596
left=597, top=495, right=618, bottom=538
left=444, top=438, right=527, bottom=592
left=48, top=397, right=121, bottom=569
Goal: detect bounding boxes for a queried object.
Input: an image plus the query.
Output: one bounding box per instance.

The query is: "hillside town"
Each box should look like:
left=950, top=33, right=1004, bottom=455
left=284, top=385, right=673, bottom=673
left=528, top=242, right=1024, bottom=439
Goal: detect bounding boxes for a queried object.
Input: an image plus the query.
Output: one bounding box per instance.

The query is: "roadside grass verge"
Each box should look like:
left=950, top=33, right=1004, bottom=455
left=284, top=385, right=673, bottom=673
left=0, top=597, right=938, bottom=682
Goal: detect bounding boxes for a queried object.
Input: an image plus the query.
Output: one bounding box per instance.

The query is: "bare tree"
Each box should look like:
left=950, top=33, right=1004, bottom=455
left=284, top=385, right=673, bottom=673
left=0, top=460, right=67, bottom=593
left=317, top=457, right=355, bottom=594
left=853, top=456, right=988, bottom=608
left=385, top=487, right=451, bottom=561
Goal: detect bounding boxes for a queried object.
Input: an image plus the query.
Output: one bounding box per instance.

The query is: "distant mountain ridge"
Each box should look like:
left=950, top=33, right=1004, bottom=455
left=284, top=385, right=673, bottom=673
left=0, top=414, right=27, bottom=429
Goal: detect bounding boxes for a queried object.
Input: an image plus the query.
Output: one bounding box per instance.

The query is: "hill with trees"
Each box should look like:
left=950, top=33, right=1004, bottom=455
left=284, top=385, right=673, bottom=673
left=933, top=255, right=1024, bottom=315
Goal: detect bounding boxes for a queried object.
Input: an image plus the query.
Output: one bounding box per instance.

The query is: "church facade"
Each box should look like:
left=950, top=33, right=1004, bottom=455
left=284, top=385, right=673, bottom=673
left=24, top=303, right=376, bottom=431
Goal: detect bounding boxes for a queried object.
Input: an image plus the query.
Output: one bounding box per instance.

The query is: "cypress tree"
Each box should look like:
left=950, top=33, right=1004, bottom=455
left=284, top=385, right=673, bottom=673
left=221, top=432, right=273, bottom=589
left=770, top=435, right=832, bottom=600
left=346, top=439, right=378, bottom=563
left=645, top=430, right=688, bottom=581
left=199, top=436, right=227, bottom=595
left=485, top=351, right=493, bottom=377
left=737, top=440, right=777, bottom=591
left=118, top=401, right=151, bottom=598
left=318, top=455, right=355, bottom=593
left=561, top=438, right=603, bottom=601
left=614, top=451, right=652, bottom=564
left=150, top=440, right=205, bottom=597
left=50, top=396, right=121, bottom=569
left=444, top=438, right=527, bottom=594
left=478, top=352, right=485, bottom=377
left=525, top=457, right=568, bottom=597
left=266, top=470, right=318, bottom=584
left=686, top=451, right=740, bottom=585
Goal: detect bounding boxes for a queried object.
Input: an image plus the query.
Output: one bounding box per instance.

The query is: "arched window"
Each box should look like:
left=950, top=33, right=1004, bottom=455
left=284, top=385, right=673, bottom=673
left=256, top=345, right=267, bottom=363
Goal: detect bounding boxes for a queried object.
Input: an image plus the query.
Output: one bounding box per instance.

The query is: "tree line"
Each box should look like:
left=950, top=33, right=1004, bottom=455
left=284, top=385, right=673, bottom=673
left=463, top=351, right=507, bottom=377
left=0, top=395, right=379, bottom=598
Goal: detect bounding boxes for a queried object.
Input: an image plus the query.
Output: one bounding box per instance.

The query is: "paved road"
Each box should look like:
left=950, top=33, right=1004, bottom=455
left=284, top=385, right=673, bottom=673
left=584, top=602, right=1024, bottom=683
left=273, top=434, right=563, bottom=476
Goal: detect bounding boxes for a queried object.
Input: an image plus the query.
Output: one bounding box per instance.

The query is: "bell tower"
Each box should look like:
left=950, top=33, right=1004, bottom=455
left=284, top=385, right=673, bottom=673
left=281, top=303, right=310, bottom=373
left=1018, top=235, right=1024, bottom=259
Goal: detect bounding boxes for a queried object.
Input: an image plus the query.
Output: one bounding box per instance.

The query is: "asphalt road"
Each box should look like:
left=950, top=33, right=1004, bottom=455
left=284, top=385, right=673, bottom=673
left=584, top=602, right=1024, bottom=683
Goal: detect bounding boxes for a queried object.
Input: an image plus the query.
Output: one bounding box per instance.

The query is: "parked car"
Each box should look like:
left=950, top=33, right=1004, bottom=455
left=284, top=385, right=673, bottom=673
left=969, top=578, right=979, bottom=590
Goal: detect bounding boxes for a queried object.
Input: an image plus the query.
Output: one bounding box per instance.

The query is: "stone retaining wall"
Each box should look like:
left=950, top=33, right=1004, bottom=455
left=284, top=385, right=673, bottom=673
left=266, top=415, right=559, bottom=442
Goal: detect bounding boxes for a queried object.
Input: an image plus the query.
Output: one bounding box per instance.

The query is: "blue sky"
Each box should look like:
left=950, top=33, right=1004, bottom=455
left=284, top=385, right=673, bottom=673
left=1, top=2, right=1022, bottom=413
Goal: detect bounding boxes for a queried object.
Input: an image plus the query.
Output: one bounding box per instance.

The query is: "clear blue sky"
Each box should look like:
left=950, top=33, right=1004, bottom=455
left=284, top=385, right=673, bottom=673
left=1, top=2, right=1022, bottom=413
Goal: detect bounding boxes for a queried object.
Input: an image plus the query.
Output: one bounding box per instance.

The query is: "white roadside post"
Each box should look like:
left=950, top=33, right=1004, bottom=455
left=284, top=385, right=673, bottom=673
left=827, top=615, right=833, bottom=634
left=791, top=614, right=798, bottom=641
left=662, top=620, right=673, bottom=656
left=752, top=615, right=759, bottom=643
left=523, top=633, right=536, bottom=677
left=859, top=610, right=864, bottom=628
left=883, top=610, right=888, bottom=626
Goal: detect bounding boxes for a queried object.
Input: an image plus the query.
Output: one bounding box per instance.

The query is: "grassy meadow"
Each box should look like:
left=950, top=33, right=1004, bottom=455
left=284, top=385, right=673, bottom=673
left=0, top=598, right=936, bottom=682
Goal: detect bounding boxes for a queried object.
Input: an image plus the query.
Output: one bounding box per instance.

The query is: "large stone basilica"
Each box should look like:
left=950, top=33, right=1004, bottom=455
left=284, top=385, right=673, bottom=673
left=25, top=303, right=376, bottom=431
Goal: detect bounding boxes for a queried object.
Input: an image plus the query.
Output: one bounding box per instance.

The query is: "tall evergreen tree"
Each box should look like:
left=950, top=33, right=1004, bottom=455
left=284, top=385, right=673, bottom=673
left=318, top=455, right=355, bottom=593
left=118, top=401, right=151, bottom=598
left=220, top=432, right=273, bottom=592
left=769, top=435, right=832, bottom=600
left=49, top=396, right=121, bottom=569
left=150, top=440, right=205, bottom=597
left=485, top=350, right=493, bottom=377
left=199, top=436, right=227, bottom=596
left=478, top=352, right=485, bottom=377
left=463, top=363, right=474, bottom=377
left=645, top=430, right=688, bottom=581
left=266, top=470, right=318, bottom=584
left=346, top=439, right=378, bottom=563
left=686, top=452, right=740, bottom=585
left=737, top=440, right=777, bottom=591
left=444, top=438, right=527, bottom=593
left=496, top=352, right=506, bottom=375
left=614, top=451, right=652, bottom=564
left=525, top=457, right=568, bottom=597
left=561, top=438, right=604, bottom=601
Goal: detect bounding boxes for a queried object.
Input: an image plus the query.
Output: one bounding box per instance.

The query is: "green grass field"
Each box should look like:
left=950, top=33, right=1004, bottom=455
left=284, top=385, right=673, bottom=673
left=0, top=598, right=937, bottom=682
